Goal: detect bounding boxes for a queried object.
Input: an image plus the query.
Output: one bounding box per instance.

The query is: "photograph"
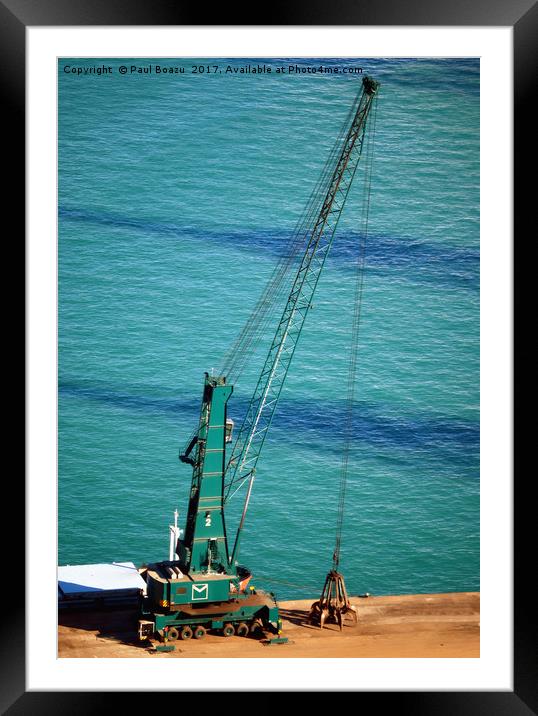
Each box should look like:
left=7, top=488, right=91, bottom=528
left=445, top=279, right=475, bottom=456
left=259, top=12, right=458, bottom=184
left=56, top=56, right=480, bottom=660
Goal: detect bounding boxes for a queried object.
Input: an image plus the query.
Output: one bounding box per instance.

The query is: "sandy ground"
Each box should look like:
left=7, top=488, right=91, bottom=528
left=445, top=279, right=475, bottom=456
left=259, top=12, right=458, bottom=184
left=58, top=591, right=479, bottom=658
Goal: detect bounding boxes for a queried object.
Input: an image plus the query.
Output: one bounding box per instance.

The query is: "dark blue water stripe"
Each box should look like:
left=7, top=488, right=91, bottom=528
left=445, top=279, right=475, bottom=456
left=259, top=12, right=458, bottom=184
left=59, top=378, right=479, bottom=454
left=59, top=206, right=479, bottom=289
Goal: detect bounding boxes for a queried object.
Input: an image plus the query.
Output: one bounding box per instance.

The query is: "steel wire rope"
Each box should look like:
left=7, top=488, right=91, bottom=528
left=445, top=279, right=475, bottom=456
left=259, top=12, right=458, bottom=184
left=219, top=85, right=369, bottom=501
left=219, top=86, right=364, bottom=387
left=221, top=94, right=360, bottom=379
left=224, top=111, right=374, bottom=504
left=223, top=93, right=374, bottom=504
left=180, top=134, right=351, bottom=459
left=333, top=94, right=378, bottom=570
left=245, top=573, right=320, bottom=594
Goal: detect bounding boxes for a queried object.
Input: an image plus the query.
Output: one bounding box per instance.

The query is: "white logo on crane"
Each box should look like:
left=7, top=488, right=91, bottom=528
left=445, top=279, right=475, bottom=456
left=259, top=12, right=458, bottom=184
left=192, top=584, right=209, bottom=600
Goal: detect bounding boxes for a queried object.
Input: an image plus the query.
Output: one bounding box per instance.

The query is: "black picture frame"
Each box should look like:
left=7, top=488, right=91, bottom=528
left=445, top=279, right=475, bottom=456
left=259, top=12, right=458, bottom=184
left=10, top=0, right=533, bottom=711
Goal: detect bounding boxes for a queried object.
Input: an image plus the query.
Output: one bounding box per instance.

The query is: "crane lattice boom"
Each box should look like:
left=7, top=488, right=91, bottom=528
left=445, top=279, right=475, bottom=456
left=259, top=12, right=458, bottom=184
left=225, top=76, right=379, bottom=502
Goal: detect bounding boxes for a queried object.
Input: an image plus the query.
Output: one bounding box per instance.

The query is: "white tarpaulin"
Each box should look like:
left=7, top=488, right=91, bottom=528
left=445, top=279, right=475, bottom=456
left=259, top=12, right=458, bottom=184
left=58, top=561, right=146, bottom=598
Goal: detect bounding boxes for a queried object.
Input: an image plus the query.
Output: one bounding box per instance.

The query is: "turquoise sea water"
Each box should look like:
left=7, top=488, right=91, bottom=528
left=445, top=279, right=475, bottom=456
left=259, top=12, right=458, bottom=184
left=58, top=58, right=479, bottom=601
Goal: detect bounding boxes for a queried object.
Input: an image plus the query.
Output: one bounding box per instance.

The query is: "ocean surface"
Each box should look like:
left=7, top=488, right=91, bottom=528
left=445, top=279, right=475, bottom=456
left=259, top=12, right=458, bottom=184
left=58, top=57, right=479, bottom=601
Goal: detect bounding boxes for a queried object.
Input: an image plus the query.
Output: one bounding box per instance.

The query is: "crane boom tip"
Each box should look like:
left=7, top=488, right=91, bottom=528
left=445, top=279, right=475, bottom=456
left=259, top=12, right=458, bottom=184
left=363, top=76, right=379, bottom=95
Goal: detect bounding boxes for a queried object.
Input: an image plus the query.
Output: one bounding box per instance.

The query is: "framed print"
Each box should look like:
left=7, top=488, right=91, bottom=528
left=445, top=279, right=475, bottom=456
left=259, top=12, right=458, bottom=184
left=11, top=0, right=534, bottom=710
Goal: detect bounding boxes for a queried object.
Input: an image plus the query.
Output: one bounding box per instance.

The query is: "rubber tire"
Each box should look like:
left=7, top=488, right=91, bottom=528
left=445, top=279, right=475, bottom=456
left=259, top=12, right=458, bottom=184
left=167, top=627, right=179, bottom=641
left=193, top=626, right=206, bottom=640
left=180, top=626, right=193, bottom=640
left=236, top=622, right=249, bottom=637
left=222, top=623, right=235, bottom=637
left=250, top=620, right=263, bottom=635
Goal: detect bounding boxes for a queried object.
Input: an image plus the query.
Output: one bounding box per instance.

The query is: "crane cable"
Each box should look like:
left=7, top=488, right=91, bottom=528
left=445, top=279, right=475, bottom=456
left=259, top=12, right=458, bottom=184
left=219, top=85, right=373, bottom=502
left=219, top=85, right=366, bottom=387
left=181, top=122, right=356, bottom=460
left=333, top=93, right=378, bottom=570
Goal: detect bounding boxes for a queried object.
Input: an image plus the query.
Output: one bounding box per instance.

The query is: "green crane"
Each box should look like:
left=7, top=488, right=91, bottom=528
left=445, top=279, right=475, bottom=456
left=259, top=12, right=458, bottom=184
left=139, top=75, right=379, bottom=643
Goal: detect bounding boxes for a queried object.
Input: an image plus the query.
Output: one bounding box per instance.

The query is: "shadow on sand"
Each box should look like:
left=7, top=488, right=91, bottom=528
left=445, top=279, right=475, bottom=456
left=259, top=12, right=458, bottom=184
left=58, top=606, right=149, bottom=651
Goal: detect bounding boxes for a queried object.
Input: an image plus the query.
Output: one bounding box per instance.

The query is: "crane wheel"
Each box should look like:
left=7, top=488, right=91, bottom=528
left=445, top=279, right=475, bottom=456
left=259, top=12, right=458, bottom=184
left=222, top=623, right=235, bottom=637
left=236, top=622, right=249, bottom=637
left=167, top=627, right=179, bottom=641
left=180, top=626, right=193, bottom=640
left=193, top=625, right=206, bottom=640
left=250, top=619, right=263, bottom=635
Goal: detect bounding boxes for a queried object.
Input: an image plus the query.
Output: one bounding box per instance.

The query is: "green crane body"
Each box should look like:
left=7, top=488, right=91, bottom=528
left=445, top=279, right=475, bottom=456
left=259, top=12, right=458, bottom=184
left=138, top=76, right=379, bottom=643
left=139, top=374, right=278, bottom=641
left=179, top=374, right=233, bottom=575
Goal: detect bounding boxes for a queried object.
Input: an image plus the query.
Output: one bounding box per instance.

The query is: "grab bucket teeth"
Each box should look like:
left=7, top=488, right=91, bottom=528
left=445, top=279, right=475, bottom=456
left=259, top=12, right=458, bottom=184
left=308, top=570, right=358, bottom=630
